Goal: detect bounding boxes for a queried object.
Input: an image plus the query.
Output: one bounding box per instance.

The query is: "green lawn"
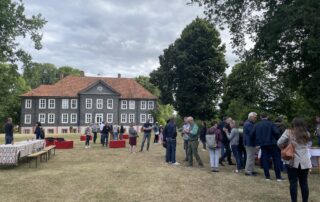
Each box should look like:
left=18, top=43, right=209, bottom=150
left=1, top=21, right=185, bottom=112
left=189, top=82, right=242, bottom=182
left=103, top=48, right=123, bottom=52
left=0, top=134, right=319, bottom=202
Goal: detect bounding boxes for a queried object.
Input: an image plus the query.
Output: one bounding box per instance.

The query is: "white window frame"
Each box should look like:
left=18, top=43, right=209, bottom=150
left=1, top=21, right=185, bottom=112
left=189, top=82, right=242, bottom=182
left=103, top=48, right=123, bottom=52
left=48, top=113, right=55, bottom=124
left=95, top=113, right=103, bottom=124
left=107, top=113, right=113, bottom=123
left=24, top=114, right=31, bottom=124
left=107, top=99, right=113, bottom=109
left=61, top=113, right=68, bottom=124
left=129, top=114, right=135, bottom=123
left=25, top=99, right=32, bottom=109
left=129, top=100, right=135, bottom=110
left=62, top=99, right=69, bottom=109
left=148, top=114, right=154, bottom=123
left=71, top=99, right=78, bottom=109
left=148, top=101, right=154, bottom=110
left=48, top=99, right=55, bottom=109
left=96, top=99, right=103, bottom=109
left=141, top=100, right=146, bottom=110
left=70, top=113, right=77, bottom=124
left=86, top=98, right=92, bottom=109
left=140, top=114, right=146, bottom=124
left=121, top=114, right=127, bottom=123
left=38, top=113, right=46, bottom=124
left=121, top=100, right=127, bottom=109
left=39, top=99, right=46, bottom=109
left=85, top=113, right=92, bottom=124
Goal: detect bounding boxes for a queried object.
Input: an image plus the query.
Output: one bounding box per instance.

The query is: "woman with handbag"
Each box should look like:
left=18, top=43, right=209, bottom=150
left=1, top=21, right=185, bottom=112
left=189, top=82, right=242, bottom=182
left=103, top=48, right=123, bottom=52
left=277, top=118, right=312, bottom=202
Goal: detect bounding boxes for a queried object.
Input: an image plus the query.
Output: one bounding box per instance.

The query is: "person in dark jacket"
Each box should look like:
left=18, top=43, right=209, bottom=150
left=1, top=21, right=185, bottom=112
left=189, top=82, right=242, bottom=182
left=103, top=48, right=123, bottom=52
left=218, top=117, right=234, bottom=166
left=200, top=121, right=207, bottom=151
left=101, top=123, right=110, bottom=147
left=244, top=112, right=258, bottom=176
left=4, top=117, right=14, bottom=144
left=163, top=118, right=179, bottom=165
left=251, top=114, right=283, bottom=181
left=34, top=122, right=42, bottom=139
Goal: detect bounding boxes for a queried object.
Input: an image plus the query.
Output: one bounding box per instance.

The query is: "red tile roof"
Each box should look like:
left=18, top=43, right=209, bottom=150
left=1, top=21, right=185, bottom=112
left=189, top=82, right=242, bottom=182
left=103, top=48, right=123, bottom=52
left=21, top=76, right=157, bottom=99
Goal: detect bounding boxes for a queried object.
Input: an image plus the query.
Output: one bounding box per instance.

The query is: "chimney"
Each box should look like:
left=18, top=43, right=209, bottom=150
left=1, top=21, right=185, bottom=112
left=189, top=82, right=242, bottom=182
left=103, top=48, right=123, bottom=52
left=118, top=73, right=121, bottom=78
left=80, top=71, right=85, bottom=77
left=59, top=73, right=64, bottom=80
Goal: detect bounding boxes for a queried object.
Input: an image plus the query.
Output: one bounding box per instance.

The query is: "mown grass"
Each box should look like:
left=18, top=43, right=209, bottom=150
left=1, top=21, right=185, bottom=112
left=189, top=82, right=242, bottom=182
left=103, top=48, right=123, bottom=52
left=0, top=133, right=319, bottom=202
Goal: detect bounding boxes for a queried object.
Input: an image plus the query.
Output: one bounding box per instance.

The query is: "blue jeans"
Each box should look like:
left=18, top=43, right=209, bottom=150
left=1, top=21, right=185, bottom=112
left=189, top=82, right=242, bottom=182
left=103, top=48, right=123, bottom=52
left=101, top=133, right=109, bottom=146
left=231, top=145, right=242, bottom=170
left=85, top=135, right=90, bottom=146
left=113, top=132, right=118, bottom=140
left=5, top=136, right=13, bottom=144
left=140, top=133, right=151, bottom=151
left=166, top=138, right=177, bottom=163
left=261, top=145, right=282, bottom=179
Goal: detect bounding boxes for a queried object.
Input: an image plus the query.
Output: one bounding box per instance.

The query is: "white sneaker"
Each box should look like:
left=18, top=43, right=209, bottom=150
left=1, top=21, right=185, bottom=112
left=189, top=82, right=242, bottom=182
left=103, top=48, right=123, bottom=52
left=172, top=162, right=180, bottom=166
left=85, top=146, right=88, bottom=149
left=265, top=178, right=271, bottom=181
left=277, top=179, right=285, bottom=182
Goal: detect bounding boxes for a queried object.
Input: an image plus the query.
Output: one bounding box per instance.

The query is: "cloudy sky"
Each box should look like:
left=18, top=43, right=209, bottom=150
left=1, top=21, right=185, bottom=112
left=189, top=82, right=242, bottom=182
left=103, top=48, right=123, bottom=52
left=21, top=0, right=238, bottom=77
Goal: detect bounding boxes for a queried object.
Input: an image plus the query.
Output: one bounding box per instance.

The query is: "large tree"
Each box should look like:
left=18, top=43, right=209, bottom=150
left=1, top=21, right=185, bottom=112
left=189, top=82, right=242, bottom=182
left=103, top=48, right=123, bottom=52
left=191, top=0, right=320, bottom=111
left=150, top=18, right=227, bottom=120
left=0, top=0, right=46, bottom=65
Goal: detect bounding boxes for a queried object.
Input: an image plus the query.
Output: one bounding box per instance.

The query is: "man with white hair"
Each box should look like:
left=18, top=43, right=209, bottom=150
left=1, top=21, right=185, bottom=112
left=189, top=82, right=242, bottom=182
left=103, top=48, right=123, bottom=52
left=243, top=112, right=258, bottom=176
left=186, top=117, right=204, bottom=167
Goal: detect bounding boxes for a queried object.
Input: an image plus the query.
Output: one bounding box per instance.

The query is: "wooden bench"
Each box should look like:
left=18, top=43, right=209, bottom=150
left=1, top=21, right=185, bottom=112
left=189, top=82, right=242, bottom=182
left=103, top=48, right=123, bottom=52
left=43, top=145, right=56, bottom=160
left=27, top=151, right=48, bottom=168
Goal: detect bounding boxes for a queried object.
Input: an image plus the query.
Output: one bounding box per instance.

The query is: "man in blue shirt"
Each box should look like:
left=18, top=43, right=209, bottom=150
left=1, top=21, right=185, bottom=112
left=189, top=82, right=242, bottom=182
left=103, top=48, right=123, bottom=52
left=140, top=120, right=153, bottom=152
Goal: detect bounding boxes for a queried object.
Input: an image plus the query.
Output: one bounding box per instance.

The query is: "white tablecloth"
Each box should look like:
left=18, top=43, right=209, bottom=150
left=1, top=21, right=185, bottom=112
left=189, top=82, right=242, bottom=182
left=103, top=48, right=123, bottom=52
left=0, top=140, right=45, bottom=165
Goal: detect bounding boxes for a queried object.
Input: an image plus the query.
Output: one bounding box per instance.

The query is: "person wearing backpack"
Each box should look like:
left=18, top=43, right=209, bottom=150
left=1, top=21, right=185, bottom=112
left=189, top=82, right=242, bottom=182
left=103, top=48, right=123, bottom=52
left=206, top=121, right=222, bottom=172
left=186, top=117, right=204, bottom=167
left=225, top=120, right=241, bottom=173
left=277, top=118, right=312, bottom=202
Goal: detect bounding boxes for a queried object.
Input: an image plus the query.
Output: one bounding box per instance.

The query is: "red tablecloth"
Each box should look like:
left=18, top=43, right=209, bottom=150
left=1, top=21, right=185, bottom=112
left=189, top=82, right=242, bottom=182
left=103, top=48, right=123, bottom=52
left=122, top=134, right=129, bottom=139
left=46, top=140, right=73, bottom=149
left=109, top=140, right=126, bottom=148
left=80, top=135, right=92, bottom=141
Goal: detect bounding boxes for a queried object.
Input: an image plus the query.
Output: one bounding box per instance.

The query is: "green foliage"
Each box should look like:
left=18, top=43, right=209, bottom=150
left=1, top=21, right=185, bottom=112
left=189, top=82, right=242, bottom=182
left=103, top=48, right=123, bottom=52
left=58, top=66, right=82, bottom=77
left=135, top=76, right=160, bottom=97
left=0, top=0, right=46, bottom=65
left=150, top=18, right=227, bottom=120
left=0, top=63, right=30, bottom=128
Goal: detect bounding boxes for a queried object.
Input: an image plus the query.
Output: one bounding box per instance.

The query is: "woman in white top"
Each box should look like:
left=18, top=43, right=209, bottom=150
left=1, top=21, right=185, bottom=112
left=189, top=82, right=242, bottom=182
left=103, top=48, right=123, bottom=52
left=277, top=118, right=312, bottom=202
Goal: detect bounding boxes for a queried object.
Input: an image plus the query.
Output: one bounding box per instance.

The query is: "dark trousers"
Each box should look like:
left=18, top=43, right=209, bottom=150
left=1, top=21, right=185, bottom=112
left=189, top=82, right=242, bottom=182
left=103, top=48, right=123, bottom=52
left=5, top=136, right=13, bottom=144
left=165, top=138, right=177, bottom=163
left=201, top=140, right=206, bottom=150
left=85, top=135, right=90, bottom=146
left=101, top=133, right=109, bottom=146
left=184, top=139, right=189, bottom=161
left=140, top=133, right=151, bottom=151
left=154, top=135, right=159, bottom=143
left=287, top=165, right=309, bottom=202
left=231, top=145, right=242, bottom=170
left=187, top=140, right=203, bottom=166
left=221, top=142, right=232, bottom=164
left=93, top=132, right=97, bottom=144
left=261, top=145, right=282, bottom=179
left=238, top=144, right=246, bottom=169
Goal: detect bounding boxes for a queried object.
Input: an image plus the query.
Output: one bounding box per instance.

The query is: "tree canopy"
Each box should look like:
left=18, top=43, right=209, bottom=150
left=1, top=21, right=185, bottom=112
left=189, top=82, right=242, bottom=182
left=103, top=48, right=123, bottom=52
left=151, top=18, right=227, bottom=120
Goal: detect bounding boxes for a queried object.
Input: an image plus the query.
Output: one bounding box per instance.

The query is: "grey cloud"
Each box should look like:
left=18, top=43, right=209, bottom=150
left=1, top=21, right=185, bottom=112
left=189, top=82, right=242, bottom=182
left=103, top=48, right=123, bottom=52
left=20, top=0, right=238, bottom=77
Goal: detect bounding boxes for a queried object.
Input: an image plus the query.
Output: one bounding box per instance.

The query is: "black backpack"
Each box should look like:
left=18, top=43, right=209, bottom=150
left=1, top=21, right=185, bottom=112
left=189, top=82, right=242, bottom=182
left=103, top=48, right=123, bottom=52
left=40, top=128, right=45, bottom=139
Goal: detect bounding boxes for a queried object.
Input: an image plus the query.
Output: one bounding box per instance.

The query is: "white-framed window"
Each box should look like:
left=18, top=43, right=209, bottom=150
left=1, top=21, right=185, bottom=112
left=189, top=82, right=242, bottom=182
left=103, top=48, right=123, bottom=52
left=121, top=114, right=127, bottom=123
left=25, top=99, right=32, bottom=109
left=48, top=113, right=55, bottom=124
left=95, top=113, right=103, bottom=124
left=107, top=113, right=113, bottom=123
left=70, top=113, right=77, bottom=124
left=85, top=113, right=92, bottom=124
left=61, top=113, right=68, bottom=124
left=96, top=99, right=103, bottom=109
left=140, top=114, right=146, bottom=123
left=148, top=114, right=154, bottom=123
left=141, top=100, right=146, bottom=110
left=129, top=114, right=135, bottom=123
left=62, top=99, right=69, bottom=109
left=86, top=98, right=92, bottom=109
left=24, top=114, right=31, bottom=124
left=121, top=100, right=127, bottom=109
left=107, top=99, right=113, bottom=109
left=148, top=101, right=154, bottom=110
left=48, top=99, right=55, bottom=109
left=39, top=99, right=46, bottom=109
left=129, top=100, right=135, bottom=109
left=71, top=99, right=78, bottom=109
left=38, top=113, right=46, bottom=124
